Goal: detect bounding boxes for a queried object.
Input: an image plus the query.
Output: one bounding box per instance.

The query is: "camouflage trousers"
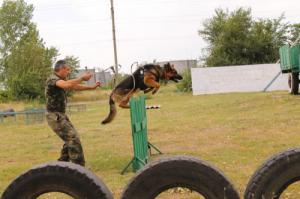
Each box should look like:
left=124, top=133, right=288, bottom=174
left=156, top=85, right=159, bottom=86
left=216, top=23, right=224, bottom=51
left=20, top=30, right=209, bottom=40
left=46, top=112, right=85, bottom=166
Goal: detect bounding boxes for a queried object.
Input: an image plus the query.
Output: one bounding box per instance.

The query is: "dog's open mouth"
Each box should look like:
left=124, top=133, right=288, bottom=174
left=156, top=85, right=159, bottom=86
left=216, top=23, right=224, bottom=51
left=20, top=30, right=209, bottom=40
left=170, top=75, right=183, bottom=83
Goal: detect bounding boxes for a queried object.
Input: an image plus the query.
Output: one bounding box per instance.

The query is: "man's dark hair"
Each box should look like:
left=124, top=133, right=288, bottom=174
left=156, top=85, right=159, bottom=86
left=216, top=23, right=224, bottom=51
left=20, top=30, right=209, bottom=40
left=54, top=60, right=67, bottom=72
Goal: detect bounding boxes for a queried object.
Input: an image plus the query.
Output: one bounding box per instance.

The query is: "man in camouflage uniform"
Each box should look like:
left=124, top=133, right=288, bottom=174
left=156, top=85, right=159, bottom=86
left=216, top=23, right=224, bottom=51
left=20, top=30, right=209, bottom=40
left=45, top=60, right=100, bottom=166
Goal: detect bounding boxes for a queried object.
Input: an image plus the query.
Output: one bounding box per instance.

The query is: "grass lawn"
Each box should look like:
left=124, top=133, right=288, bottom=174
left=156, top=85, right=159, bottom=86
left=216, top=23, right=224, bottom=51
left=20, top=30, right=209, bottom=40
left=1, top=84, right=300, bottom=198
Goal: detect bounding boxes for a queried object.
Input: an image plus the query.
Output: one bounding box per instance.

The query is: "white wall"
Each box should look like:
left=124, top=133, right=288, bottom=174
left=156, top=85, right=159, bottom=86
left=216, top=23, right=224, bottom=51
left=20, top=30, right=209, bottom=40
left=192, top=64, right=289, bottom=95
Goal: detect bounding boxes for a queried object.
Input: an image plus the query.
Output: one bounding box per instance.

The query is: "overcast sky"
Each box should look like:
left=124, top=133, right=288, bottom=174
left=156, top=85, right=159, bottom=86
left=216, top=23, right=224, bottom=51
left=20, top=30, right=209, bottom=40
left=2, top=0, right=300, bottom=73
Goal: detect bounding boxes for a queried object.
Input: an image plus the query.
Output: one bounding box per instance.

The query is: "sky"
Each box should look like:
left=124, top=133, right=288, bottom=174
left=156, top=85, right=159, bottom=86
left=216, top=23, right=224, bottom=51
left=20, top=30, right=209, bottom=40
left=1, top=0, right=300, bottom=73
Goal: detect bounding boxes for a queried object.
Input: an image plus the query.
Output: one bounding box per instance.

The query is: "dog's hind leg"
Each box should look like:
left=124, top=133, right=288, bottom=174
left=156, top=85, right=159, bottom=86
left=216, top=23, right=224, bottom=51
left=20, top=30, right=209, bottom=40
left=119, top=96, right=131, bottom=108
left=119, top=91, right=136, bottom=108
left=119, top=103, right=130, bottom=108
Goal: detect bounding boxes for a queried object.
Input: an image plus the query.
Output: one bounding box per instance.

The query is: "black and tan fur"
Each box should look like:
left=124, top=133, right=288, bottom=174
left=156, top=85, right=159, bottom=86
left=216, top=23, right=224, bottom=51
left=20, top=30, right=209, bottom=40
left=101, top=63, right=183, bottom=124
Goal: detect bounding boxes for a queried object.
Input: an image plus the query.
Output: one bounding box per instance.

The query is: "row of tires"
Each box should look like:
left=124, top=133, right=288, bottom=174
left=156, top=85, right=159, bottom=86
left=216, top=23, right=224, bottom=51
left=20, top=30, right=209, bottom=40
left=2, top=148, right=300, bottom=199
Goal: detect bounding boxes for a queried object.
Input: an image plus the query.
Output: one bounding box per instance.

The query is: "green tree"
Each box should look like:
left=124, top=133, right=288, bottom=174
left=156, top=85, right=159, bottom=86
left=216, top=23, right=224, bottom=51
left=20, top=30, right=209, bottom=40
left=0, top=0, right=34, bottom=58
left=4, top=28, right=58, bottom=100
left=200, top=8, right=252, bottom=66
left=199, top=8, right=295, bottom=67
left=0, top=0, right=58, bottom=100
left=247, top=16, right=288, bottom=64
left=0, top=0, right=35, bottom=83
left=289, top=23, right=300, bottom=43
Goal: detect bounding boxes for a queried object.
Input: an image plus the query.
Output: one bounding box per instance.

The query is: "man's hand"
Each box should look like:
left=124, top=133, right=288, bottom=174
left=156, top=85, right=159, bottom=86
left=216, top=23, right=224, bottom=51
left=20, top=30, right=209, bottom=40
left=93, top=81, right=101, bottom=89
left=81, top=72, right=92, bottom=81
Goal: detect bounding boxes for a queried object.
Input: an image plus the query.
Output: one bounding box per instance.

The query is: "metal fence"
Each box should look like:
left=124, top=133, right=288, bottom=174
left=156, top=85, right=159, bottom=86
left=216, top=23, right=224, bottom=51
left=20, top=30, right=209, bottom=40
left=0, top=104, right=87, bottom=125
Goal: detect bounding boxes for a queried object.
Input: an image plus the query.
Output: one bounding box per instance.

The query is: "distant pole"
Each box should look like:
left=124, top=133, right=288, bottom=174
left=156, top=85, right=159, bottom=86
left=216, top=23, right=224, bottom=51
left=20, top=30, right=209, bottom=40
left=110, top=0, right=119, bottom=76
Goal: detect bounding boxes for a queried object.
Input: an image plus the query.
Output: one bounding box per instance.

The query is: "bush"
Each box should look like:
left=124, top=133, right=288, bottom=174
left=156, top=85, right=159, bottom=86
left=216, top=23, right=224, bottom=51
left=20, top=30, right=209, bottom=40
left=176, top=69, right=192, bottom=92
left=0, top=90, right=9, bottom=102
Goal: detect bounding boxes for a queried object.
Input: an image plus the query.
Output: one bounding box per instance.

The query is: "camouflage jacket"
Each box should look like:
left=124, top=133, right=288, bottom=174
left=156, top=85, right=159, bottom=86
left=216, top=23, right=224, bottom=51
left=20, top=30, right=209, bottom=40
left=45, top=73, right=67, bottom=113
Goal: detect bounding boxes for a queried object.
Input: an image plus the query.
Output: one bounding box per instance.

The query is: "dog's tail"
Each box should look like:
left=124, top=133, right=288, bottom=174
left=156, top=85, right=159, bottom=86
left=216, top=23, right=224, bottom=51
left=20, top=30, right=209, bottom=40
left=101, top=94, right=116, bottom=124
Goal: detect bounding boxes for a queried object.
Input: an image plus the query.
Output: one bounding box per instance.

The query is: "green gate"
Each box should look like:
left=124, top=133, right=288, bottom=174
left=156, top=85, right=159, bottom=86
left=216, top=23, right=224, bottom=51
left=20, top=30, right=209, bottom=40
left=121, top=96, right=162, bottom=174
left=279, top=44, right=300, bottom=73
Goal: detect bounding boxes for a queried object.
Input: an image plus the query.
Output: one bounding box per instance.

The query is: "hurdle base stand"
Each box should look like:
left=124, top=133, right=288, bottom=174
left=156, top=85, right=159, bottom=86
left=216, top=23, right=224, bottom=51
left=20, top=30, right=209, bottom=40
left=121, top=142, right=163, bottom=175
left=148, top=142, right=163, bottom=155
left=121, top=157, right=147, bottom=175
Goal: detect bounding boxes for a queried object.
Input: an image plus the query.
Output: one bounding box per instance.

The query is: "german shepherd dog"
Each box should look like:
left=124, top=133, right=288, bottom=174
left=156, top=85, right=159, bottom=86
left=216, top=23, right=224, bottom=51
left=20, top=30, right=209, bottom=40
left=101, top=63, right=183, bottom=124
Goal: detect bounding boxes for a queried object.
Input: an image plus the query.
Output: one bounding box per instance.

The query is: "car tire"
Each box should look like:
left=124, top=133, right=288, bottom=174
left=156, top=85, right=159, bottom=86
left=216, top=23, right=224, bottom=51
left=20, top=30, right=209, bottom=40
left=121, top=156, right=240, bottom=199
left=1, top=161, right=113, bottom=199
left=244, top=148, right=300, bottom=199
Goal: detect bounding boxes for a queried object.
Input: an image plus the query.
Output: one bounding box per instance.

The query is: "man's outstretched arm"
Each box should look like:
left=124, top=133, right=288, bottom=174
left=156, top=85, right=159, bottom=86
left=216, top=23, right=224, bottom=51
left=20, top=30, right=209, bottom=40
left=56, top=72, right=92, bottom=89
left=73, top=82, right=101, bottom=91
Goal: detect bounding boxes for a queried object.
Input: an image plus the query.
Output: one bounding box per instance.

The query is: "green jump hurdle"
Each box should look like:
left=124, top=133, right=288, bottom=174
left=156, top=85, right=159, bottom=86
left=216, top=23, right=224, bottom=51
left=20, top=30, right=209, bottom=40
left=121, top=96, right=162, bottom=175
